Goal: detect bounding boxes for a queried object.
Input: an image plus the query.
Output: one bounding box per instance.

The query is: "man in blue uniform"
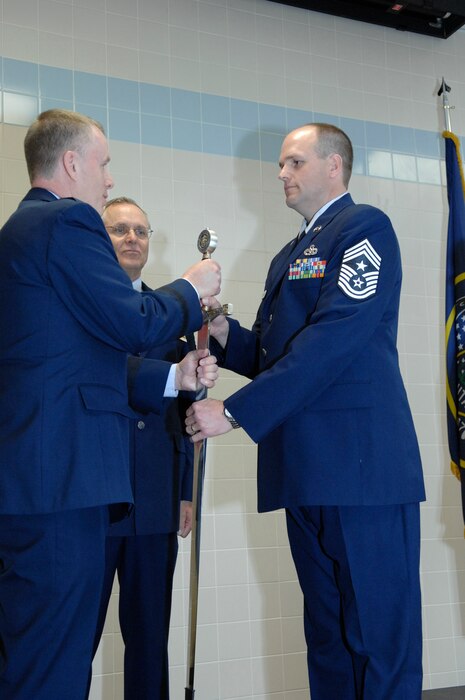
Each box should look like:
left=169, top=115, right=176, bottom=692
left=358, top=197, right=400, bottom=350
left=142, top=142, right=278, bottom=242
left=0, top=109, right=220, bottom=700
left=186, top=123, right=425, bottom=699
left=89, top=197, right=194, bottom=700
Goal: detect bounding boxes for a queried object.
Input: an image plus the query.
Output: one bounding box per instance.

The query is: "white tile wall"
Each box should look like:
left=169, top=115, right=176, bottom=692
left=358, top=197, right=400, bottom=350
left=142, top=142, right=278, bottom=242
left=1, top=0, right=465, bottom=696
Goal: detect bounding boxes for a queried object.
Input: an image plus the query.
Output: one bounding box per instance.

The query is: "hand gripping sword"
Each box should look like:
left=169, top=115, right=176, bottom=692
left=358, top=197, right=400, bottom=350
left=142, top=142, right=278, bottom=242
left=185, top=229, right=232, bottom=700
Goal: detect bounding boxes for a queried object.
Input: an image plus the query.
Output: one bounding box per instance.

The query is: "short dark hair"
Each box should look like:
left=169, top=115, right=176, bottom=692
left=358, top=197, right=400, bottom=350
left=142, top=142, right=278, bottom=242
left=311, top=123, right=353, bottom=187
left=24, top=109, right=105, bottom=183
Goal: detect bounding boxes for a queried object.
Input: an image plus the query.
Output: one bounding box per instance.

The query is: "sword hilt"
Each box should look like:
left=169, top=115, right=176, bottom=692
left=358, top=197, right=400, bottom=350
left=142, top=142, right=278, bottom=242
left=202, top=302, right=233, bottom=325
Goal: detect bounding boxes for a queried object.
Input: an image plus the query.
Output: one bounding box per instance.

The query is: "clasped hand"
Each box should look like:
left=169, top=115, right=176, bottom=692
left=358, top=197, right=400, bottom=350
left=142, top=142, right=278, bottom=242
left=175, top=348, right=218, bottom=392
left=185, top=398, right=232, bottom=442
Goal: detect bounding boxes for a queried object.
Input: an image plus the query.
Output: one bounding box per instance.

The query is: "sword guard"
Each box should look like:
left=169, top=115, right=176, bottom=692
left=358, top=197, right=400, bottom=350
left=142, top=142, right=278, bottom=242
left=202, top=302, right=233, bottom=324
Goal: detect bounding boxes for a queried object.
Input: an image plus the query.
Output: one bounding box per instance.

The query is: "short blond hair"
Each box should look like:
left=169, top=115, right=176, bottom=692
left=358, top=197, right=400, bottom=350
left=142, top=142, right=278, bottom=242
left=24, top=109, right=105, bottom=182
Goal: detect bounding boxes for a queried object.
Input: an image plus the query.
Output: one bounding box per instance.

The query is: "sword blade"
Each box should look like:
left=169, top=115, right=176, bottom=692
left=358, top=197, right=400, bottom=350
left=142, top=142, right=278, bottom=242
left=185, top=317, right=210, bottom=697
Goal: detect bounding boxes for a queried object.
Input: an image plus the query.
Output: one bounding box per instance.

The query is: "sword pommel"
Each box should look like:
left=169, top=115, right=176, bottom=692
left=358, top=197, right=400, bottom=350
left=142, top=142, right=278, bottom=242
left=197, top=228, right=217, bottom=259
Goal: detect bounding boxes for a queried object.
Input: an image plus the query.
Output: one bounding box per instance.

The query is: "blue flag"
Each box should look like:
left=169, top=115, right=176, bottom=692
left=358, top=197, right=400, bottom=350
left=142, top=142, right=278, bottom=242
left=444, top=131, right=465, bottom=523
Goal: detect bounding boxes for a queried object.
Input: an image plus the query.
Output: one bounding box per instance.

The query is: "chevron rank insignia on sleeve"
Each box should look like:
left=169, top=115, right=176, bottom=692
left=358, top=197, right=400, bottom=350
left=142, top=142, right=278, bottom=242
left=337, top=238, right=381, bottom=300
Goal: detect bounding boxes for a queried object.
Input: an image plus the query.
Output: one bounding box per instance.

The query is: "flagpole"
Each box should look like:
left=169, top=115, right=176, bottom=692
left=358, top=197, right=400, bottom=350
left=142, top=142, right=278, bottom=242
left=438, top=77, right=453, bottom=132
left=441, top=79, right=465, bottom=530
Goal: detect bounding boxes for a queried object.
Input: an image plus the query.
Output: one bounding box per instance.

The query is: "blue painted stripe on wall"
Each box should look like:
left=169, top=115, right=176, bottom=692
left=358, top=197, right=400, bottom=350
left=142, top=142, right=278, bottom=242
left=39, top=97, right=73, bottom=113
left=287, top=108, right=313, bottom=131
left=39, top=65, right=74, bottom=101
left=75, top=73, right=107, bottom=108
left=3, top=58, right=38, bottom=94
left=231, top=98, right=259, bottom=131
left=366, top=121, right=391, bottom=150
left=108, top=77, right=139, bottom=111
left=172, top=117, right=202, bottom=152
left=0, top=57, right=449, bottom=182
left=201, top=93, right=230, bottom=126
left=202, top=123, right=232, bottom=156
left=140, top=83, right=170, bottom=117
left=141, top=113, right=172, bottom=148
left=109, top=108, right=140, bottom=143
left=75, top=103, right=108, bottom=130
left=259, top=103, right=286, bottom=133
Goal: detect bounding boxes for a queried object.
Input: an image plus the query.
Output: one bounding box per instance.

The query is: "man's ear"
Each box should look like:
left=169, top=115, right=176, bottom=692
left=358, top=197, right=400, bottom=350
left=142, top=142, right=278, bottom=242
left=328, top=152, right=343, bottom=179
left=62, top=150, right=78, bottom=180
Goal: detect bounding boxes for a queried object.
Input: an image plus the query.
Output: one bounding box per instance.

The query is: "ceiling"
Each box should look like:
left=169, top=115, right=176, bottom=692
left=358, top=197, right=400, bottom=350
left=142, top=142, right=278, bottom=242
left=268, top=0, right=465, bottom=39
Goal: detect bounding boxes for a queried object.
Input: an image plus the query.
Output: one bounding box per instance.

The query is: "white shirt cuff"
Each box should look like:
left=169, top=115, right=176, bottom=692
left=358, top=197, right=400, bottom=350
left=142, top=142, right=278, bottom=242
left=164, top=364, right=179, bottom=397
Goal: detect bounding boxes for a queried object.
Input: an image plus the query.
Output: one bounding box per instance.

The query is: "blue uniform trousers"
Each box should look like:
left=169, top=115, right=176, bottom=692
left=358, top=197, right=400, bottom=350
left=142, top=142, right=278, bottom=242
left=93, top=532, right=178, bottom=700
left=286, top=504, right=422, bottom=700
left=0, top=506, right=109, bottom=700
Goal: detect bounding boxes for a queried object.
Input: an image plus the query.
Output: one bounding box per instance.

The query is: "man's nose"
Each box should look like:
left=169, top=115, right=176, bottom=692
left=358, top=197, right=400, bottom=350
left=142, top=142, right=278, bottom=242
left=125, top=228, right=138, bottom=241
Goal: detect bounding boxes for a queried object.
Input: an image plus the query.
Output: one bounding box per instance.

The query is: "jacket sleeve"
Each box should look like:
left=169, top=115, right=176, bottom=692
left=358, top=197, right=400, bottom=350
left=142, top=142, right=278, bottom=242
left=210, top=318, right=261, bottom=379
left=127, top=356, right=172, bottom=415
left=224, top=207, right=402, bottom=443
left=47, top=201, right=203, bottom=354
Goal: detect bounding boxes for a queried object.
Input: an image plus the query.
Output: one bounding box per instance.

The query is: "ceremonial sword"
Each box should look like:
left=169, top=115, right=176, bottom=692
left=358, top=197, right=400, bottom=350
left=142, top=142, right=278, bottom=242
left=185, top=229, right=232, bottom=700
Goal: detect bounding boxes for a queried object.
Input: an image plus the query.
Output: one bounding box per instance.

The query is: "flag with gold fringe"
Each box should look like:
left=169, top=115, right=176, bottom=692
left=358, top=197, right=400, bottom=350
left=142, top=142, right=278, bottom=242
left=444, top=130, right=465, bottom=523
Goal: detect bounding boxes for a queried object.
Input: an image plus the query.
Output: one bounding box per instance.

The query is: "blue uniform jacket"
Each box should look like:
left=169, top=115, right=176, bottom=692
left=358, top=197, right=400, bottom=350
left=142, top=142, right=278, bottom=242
left=0, top=189, right=202, bottom=515
left=110, top=282, right=194, bottom=536
left=212, top=194, right=425, bottom=512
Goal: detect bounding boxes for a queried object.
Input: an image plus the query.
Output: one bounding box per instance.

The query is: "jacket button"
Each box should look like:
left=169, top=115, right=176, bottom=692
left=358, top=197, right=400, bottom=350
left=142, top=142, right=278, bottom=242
left=137, top=420, right=145, bottom=430
left=262, top=347, right=267, bottom=357
left=269, top=314, right=273, bottom=322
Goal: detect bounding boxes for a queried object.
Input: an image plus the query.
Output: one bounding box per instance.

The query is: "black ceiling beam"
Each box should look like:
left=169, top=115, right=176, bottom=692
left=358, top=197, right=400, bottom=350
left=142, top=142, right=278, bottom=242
left=268, top=0, right=465, bottom=39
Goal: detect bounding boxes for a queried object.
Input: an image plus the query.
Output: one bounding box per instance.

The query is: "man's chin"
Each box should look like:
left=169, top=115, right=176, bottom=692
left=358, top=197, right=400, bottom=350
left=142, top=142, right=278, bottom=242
left=122, top=253, right=141, bottom=260
left=285, top=196, right=298, bottom=210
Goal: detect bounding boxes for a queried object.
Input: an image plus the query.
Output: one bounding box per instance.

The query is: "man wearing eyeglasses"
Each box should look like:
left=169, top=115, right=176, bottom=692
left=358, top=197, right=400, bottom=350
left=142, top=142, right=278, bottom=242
left=103, top=197, right=154, bottom=285
left=87, top=197, right=193, bottom=700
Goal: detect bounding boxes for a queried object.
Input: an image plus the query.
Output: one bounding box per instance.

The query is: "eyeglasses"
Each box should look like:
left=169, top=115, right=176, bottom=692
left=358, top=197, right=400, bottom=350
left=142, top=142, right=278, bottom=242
left=106, top=224, right=153, bottom=239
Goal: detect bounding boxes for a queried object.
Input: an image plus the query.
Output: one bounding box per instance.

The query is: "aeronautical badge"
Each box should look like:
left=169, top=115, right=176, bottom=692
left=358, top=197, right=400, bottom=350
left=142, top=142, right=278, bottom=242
left=304, top=244, right=318, bottom=256
left=337, top=239, right=381, bottom=300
